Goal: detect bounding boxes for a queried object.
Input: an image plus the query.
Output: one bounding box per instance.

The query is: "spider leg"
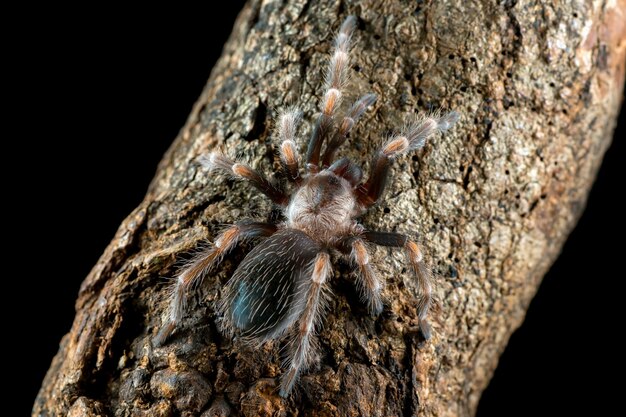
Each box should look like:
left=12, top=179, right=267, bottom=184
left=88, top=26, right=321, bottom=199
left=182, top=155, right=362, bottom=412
left=200, top=152, right=288, bottom=205
left=277, top=108, right=302, bottom=183
left=155, top=222, right=277, bottom=346
left=335, top=235, right=383, bottom=315
left=362, top=231, right=433, bottom=339
left=280, top=251, right=332, bottom=397
left=349, top=237, right=384, bottom=315
left=306, top=16, right=356, bottom=171
left=327, top=157, right=363, bottom=186
left=320, top=93, right=377, bottom=167
left=357, top=111, right=459, bottom=207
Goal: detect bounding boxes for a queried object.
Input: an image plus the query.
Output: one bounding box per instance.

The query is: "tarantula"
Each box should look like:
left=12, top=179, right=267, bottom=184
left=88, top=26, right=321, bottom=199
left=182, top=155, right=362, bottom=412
left=156, top=16, right=459, bottom=396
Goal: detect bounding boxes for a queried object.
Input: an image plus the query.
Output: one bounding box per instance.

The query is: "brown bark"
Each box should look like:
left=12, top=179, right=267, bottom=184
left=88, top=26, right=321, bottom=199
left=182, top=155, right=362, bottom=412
left=35, top=1, right=625, bottom=416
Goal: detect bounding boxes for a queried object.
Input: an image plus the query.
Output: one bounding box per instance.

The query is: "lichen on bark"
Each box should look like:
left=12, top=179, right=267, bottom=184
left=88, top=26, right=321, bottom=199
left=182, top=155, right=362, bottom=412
left=35, top=1, right=625, bottom=416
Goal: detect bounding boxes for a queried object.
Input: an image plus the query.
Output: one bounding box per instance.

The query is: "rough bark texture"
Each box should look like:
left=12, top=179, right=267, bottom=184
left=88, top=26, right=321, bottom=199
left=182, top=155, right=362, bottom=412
left=35, top=1, right=625, bottom=416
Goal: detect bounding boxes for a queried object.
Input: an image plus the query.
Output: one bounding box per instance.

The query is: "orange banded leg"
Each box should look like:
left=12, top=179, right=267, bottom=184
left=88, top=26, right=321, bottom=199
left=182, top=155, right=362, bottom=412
left=280, top=252, right=332, bottom=396
left=363, top=231, right=433, bottom=339
left=155, top=222, right=277, bottom=345
left=357, top=111, right=460, bottom=207
left=350, top=238, right=384, bottom=315
left=306, top=16, right=356, bottom=170
left=320, top=93, right=376, bottom=167
left=405, top=240, right=433, bottom=339
left=201, top=152, right=288, bottom=205
left=277, top=109, right=302, bottom=183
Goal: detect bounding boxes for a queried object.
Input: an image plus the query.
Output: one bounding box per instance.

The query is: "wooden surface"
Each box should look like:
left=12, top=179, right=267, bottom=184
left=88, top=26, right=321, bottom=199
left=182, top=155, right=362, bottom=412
left=35, top=1, right=625, bottom=416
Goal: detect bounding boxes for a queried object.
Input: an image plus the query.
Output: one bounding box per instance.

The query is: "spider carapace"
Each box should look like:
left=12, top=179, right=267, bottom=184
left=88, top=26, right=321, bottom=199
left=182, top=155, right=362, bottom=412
left=156, top=15, right=459, bottom=396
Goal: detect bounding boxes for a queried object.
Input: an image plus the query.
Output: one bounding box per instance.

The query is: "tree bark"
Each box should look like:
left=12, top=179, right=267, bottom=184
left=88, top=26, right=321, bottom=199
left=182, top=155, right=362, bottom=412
left=35, top=1, right=625, bottom=416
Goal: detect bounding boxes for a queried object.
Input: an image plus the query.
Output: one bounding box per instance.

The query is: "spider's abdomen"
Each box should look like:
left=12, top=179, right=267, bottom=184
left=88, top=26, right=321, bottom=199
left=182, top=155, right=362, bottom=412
left=219, top=229, right=320, bottom=341
left=286, top=172, right=357, bottom=241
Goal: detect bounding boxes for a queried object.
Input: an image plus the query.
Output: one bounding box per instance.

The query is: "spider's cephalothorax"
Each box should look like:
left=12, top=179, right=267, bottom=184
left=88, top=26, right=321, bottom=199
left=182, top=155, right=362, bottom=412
left=156, top=16, right=459, bottom=397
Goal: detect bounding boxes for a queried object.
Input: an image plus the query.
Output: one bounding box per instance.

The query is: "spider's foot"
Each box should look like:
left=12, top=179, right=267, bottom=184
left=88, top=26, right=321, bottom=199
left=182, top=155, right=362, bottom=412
left=368, top=298, right=384, bottom=317
left=418, top=320, right=431, bottom=341
left=154, top=321, right=177, bottom=347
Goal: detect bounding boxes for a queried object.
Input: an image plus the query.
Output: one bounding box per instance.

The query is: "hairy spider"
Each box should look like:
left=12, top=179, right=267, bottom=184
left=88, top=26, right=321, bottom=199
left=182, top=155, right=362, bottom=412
left=156, top=16, right=459, bottom=397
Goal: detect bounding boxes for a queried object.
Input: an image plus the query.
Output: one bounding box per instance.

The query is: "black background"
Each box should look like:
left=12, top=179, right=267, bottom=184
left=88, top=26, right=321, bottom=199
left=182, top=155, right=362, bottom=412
left=14, top=3, right=623, bottom=416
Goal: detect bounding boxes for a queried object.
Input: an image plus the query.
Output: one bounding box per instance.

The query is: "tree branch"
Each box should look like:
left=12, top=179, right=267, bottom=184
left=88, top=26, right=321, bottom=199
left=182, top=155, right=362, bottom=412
left=35, top=1, right=625, bottom=416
